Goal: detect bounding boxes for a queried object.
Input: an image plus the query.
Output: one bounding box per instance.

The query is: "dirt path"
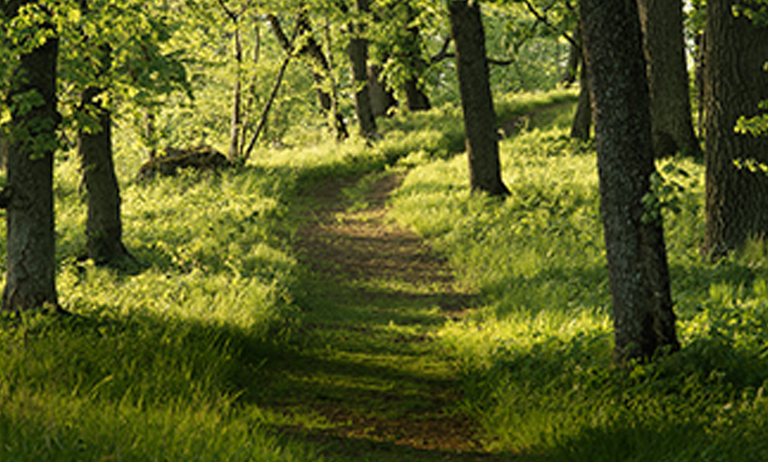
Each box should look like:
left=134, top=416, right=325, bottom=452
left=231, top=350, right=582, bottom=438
left=255, top=171, right=517, bottom=461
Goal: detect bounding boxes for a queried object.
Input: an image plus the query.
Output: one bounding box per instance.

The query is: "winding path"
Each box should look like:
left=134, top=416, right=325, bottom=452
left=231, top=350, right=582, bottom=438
left=255, top=171, right=516, bottom=461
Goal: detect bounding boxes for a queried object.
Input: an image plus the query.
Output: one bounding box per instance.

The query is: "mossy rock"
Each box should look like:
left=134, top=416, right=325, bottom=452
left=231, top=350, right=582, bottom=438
left=137, top=145, right=230, bottom=180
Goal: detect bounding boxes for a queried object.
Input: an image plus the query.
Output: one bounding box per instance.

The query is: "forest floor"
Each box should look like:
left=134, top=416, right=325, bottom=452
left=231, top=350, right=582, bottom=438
left=253, top=170, right=535, bottom=461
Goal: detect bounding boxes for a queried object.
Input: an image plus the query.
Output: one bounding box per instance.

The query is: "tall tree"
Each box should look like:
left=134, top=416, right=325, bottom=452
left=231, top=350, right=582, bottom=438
left=78, top=59, right=131, bottom=264
left=449, top=0, right=509, bottom=196
left=581, top=0, right=679, bottom=363
left=348, top=0, right=377, bottom=138
left=75, top=0, right=132, bottom=265
left=700, top=0, right=768, bottom=258
left=637, top=0, right=700, bottom=158
left=1, top=0, right=60, bottom=312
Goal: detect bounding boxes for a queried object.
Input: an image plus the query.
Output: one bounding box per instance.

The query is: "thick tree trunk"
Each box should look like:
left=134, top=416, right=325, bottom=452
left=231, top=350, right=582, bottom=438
left=1, top=1, right=60, bottom=312
left=449, top=0, right=509, bottom=197
left=348, top=0, right=377, bottom=138
left=637, top=0, right=700, bottom=158
left=700, top=0, right=768, bottom=259
left=79, top=87, right=131, bottom=265
left=581, top=0, right=679, bottom=363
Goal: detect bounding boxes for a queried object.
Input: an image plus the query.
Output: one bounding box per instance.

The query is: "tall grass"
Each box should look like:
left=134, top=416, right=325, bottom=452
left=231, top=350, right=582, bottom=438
left=1, top=148, right=320, bottom=460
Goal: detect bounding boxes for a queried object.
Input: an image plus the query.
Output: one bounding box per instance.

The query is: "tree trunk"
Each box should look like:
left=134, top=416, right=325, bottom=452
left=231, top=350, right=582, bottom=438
left=449, top=0, right=509, bottom=196
left=348, top=0, right=377, bottom=138
left=1, top=1, right=60, bottom=312
left=570, top=23, right=592, bottom=141
left=79, top=86, right=131, bottom=265
left=143, top=109, right=158, bottom=160
left=561, top=24, right=580, bottom=87
left=401, top=7, right=431, bottom=111
left=637, top=0, right=700, bottom=158
left=700, top=0, right=768, bottom=259
left=228, top=25, right=243, bottom=162
left=581, top=0, right=679, bottom=363
left=267, top=12, right=349, bottom=140
left=368, top=64, right=396, bottom=117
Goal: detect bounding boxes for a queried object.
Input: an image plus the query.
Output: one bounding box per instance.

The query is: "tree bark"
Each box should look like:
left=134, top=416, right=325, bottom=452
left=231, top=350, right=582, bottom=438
left=1, top=0, right=60, bottom=312
left=79, top=86, right=131, bottom=265
left=581, top=0, right=679, bottom=363
left=449, top=0, right=509, bottom=197
left=348, top=0, right=377, bottom=138
left=637, top=0, right=700, bottom=158
left=700, top=0, right=768, bottom=259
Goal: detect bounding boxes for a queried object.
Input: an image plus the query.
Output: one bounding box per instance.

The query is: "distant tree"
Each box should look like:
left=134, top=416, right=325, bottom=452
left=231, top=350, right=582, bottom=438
left=348, top=0, right=377, bottom=138
left=374, top=1, right=431, bottom=111
left=215, top=0, right=251, bottom=162
left=0, top=0, right=61, bottom=312
left=581, top=0, right=679, bottom=363
left=449, top=0, right=509, bottom=196
left=74, top=0, right=133, bottom=266
left=568, top=20, right=591, bottom=141
left=637, top=0, right=700, bottom=158
left=267, top=10, right=349, bottom=139
left=700, top=0, right=768, bottom=259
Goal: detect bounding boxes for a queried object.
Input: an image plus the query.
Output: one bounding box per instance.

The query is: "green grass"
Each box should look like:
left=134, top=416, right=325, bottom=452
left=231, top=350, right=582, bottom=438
left=391, top=93, right=768, bottom=460
left=4, top=88, right=766, bottom=461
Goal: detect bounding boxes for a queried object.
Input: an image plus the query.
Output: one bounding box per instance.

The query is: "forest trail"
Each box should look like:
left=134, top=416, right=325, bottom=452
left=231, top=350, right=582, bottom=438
left=254, top=170, right=523, bottom=461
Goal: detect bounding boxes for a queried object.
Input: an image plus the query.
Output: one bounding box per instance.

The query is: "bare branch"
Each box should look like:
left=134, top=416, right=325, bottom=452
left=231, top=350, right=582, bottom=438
left=522, top=0, right=579, bottom=49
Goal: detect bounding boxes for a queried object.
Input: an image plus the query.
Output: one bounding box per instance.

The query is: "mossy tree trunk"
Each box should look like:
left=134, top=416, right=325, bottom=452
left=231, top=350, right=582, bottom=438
left=1, top=0, right=60, bottom=312
left=449, top=0, right=509, bottom=197
left=581, top=0, right=679, bottom=363
left=700, top=0, right=768, bottom=259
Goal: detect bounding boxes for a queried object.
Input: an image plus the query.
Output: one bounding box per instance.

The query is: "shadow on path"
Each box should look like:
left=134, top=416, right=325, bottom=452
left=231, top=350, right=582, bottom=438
left=253, top=171, right=540, bottom=461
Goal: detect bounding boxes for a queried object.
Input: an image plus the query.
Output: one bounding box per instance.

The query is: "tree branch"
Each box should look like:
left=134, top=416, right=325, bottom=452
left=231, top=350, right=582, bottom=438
left=522, top=0, right=579, bottom=49
left=430, top=35, right=454, bottom=64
